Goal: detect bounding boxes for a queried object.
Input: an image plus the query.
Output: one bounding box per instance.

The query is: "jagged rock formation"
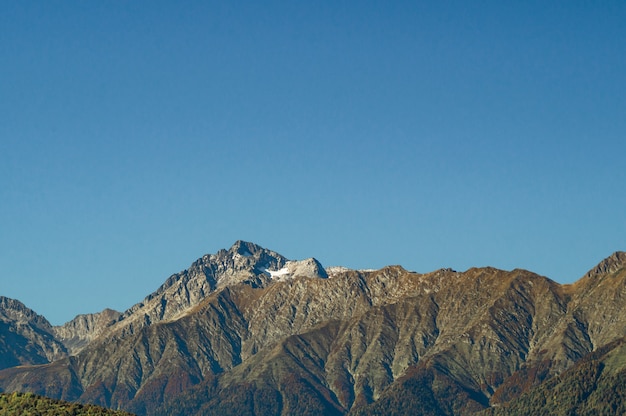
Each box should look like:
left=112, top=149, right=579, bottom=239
left=0, top=244, right=625, bottom=415
left=96, top=241, right=327, bottom=339
left=53, top=309, right=122, bottom=356
left=0, top=297, right=67, bottom=369
left=583, top=251, right=626, bottom=279
left=0, top=298, right=123, bottom=363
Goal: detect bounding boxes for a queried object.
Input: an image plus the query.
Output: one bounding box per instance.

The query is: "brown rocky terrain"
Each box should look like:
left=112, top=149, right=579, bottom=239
left=0, top=241, right=624, bottom=415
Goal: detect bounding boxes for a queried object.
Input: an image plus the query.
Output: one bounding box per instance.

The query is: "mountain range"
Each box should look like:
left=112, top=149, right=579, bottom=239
left=1, top=241, right=625, bottom=415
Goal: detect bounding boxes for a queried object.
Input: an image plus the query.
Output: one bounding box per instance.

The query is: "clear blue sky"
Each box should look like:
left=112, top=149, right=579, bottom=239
left=2, top=1, right=625, bottom=325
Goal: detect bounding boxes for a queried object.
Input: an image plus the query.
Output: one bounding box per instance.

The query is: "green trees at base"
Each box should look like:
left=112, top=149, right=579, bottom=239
left=0, top=391, right=135, bottom=416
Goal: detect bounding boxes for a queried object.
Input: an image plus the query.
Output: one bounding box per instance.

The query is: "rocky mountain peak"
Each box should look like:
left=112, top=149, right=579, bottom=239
left=53, top=308, right=122, bottom=355
left=291, top=257, right=328, bottom=279
left=0, top=297, right=67, bottom=367
left=0, top=296, right=52, bottom=330
left=99, top=242, right=321, bottom=338
left=584, top=251, right=626, bottom=279
left=207, top=240, right=288, bottom=287
left=261, top=257, right=328, bottom=281
left=229, top=240, right=263, bottom=257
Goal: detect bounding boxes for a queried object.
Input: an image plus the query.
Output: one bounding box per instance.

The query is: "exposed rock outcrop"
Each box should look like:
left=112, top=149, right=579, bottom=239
left=53, top=309, right=122, bottom=356
left=583, top=251, right=626, bottom=279
left=0, top=297, right=67, bottom=368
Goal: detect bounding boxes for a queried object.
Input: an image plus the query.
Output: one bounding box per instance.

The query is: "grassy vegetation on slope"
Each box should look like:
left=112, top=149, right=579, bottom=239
left=0, top=392, right=135, bottom=416
left=481, top=338, right=626, bottom=416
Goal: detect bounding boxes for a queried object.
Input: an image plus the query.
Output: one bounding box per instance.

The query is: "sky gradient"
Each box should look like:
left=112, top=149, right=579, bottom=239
left=2, top=1, right=625, bottom=325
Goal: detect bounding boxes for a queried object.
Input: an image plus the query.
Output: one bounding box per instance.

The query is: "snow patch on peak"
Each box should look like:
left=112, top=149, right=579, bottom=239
left=267, top=266, right=292, bottom=281
left=325, top=266, right=378, bottom=278
left=326, top=266, right=352, bottom=278
left=262, top=258, right=328, bottom=281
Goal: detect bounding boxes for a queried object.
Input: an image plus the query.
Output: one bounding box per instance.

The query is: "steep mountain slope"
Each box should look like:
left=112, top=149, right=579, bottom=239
left=0, top=297, right=67, bottom=369
left=0, top=299, right=124, bottom=364
left=0, top=244, right=624, bottom=415
left=489, top=251, right=626, bottom=405
left=562, top=251, right=626, bottom=349
left=154, top=266, right=570, bottom=416
left=53, top=309, right=122, bottom=356
left=482, top=337, right=626, bottom=415
left=0, top=241, right=331, bottom=413
left=103, top=240, right=325, bottom=338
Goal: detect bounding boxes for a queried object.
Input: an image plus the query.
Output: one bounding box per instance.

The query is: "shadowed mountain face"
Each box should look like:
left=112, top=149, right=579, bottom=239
left=0, top=297, right=67, bottom=369
left=480, top=337, right=626, bottom=416
left=0, top=242, right=624, bottom=415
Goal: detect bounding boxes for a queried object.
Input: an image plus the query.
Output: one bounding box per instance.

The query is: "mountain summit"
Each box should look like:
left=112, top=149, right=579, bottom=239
left=106, top=240, right=327, bottom=337
left=0, top=243, right=625, bottom=415
left=583, top=250, right=626, bottom=279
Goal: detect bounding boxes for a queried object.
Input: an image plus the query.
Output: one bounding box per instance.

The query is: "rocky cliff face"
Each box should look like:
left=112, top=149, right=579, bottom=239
left=53, top=309, right=122, bottom=356
left=0, top=244, right=625, bottom=416
left=102, top=240, right=327, bottom=338
left=0, top=297, right=67, bottom=369
left=582, top=251, right=626, bottom=279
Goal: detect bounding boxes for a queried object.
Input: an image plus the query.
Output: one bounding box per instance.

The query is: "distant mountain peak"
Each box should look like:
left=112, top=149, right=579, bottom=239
left=584, top=251, right=626, bottom=279
left=53, top=308, right=122, bottom=355
left=0, top=296, right=51, bottom=329
left=229, top=240, right=263, bottom=257
left=96, top=241, right=327, bottom=339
